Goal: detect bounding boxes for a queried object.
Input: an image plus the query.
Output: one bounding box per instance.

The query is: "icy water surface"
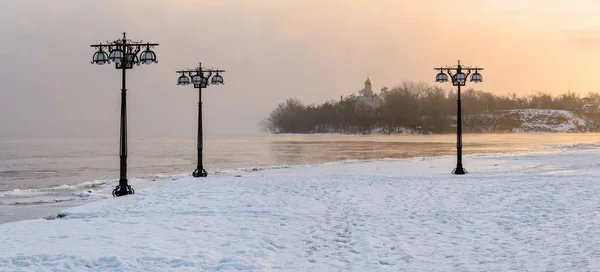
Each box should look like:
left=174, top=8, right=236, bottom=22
left=1, top=133, right=599, bottom=223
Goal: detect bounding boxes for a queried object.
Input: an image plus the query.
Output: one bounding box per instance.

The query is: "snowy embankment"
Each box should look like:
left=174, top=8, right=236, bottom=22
left=464, top=109, right=592, bottom=133
left=511, top=109, right=589, bottom=132
left=3, top=147, right=600, bottom=271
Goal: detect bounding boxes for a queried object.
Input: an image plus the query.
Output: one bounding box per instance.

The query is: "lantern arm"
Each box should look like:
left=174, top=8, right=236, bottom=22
left=204, top=69, right=226, bottom=73
left=90, top=44, right=107, bottom=52
left=131, top=45, right=141, bottom=56
left=446, top=69, right=455, bottom=82
left=144, top=42, right=157, bottom=49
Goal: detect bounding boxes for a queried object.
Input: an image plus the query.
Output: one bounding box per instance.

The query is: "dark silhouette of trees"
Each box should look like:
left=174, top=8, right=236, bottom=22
left=260, top=81, right=598, bottom=134
left=260, top=98, right=311, bottom=134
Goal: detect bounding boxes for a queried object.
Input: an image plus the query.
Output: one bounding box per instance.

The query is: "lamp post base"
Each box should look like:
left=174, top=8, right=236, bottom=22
left=112, top=181, right=135, bottom=197
left=452, top=166, right=467, bottom=175
left=192, top=168, right=208, bottom=178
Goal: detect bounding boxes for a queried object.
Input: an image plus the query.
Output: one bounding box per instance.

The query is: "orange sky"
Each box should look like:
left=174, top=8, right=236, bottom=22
left=1, top=0, right=600, bottom=136
left=169, top=0, right=600, bottom=100
left=402, top=0, right=600, bottom=96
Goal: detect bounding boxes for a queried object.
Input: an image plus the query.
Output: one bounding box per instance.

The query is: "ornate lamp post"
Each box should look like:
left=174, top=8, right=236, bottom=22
left=434, top=60, right=483, bottom=175
left=90, top=32, right=158, bottom=196
left=176, top=63, right=225, bottom=177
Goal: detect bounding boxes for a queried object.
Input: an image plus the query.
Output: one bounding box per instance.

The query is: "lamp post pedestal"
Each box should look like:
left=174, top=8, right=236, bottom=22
left=114, top=68, right=134, bottom=196
left=453, top=84, right=466, bottom=175
left=193, top=88, right=208, bottom=178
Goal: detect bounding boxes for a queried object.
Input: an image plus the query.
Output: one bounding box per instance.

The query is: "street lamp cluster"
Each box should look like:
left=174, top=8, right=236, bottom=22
left=91, top=33, right=159, bottom=197
left=176, top=63, right=225, bottom=177
left=434, top=60, right=484, bottom=175
left=91, top=36, right=158, bottom=67
left=90, top=33, right=485, bottom=198
left=91, top=33, right=225, bottom=196
left=177, top=65, right=224, bottom=88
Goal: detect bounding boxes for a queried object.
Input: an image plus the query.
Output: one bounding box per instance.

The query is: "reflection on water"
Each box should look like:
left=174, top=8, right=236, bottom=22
left=1, top=133, right=600, bottom=191
left=262, top=134, right=598, bottom=167
left=1, top=133, right=600, bottom=224
left=267, top=141, right=455, bottom=165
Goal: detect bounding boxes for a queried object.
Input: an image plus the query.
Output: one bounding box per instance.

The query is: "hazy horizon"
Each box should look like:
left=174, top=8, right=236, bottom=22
left=1, top=0, right=600, bottom=138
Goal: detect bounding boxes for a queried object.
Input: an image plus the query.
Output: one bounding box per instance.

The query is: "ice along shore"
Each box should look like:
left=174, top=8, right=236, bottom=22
left=2, top=145, right=600, bottom=271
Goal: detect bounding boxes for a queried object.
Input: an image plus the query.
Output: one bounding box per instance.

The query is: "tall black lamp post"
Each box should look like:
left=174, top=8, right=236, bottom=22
left=91, top=32, right=159, bottom=196
left=176, top=63, right=225, bottom=177
left=434, top=60, right=483, bottom=175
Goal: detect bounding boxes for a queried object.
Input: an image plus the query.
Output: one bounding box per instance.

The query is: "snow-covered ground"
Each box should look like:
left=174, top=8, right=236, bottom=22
left=2, top=147, right=600, bottom=271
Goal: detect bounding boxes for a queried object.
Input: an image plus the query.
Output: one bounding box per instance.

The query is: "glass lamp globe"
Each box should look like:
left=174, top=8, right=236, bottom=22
left=211, top=74, right=224, bottom=85
left=471, top=72, right=483, bottom=83
left=109, top=49, right=123, bottom=64
left=191, top=74, right=203, bottom=85
left=139, top=50, right=156, bottom=65
left=177, top=75, right=190, bottom=85
left=200, top=76, right=209, bottom=88
left=92, top=50, right=109, bottom=65
left=454, top=73, right=466, bottom=84
left=435, top=72, right=448, bottom=83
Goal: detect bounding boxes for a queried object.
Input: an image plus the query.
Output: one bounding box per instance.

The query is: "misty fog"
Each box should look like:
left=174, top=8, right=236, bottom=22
left=0, top=0, right=599, bottom=138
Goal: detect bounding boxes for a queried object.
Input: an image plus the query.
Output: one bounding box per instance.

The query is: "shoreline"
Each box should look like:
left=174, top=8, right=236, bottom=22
left=0, top=148, right=563, bottom=225
left=3, top=133, right=600, bottom=225
left=3, top=148, right=600, bottom=270
left=274, top=131, right=598, bottom=136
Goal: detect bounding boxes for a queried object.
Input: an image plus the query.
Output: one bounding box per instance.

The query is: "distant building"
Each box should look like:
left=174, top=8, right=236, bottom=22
left=356, top=77, right=383, bottom=112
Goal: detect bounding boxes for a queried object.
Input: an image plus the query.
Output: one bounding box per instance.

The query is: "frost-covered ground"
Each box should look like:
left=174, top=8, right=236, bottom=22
left=3, top=147, right=600, bottom=271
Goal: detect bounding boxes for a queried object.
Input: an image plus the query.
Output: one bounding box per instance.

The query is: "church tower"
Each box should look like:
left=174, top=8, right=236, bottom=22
left=364, top=77, right=373, bottom=97
left=356, top=75, right=382, bottom=112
